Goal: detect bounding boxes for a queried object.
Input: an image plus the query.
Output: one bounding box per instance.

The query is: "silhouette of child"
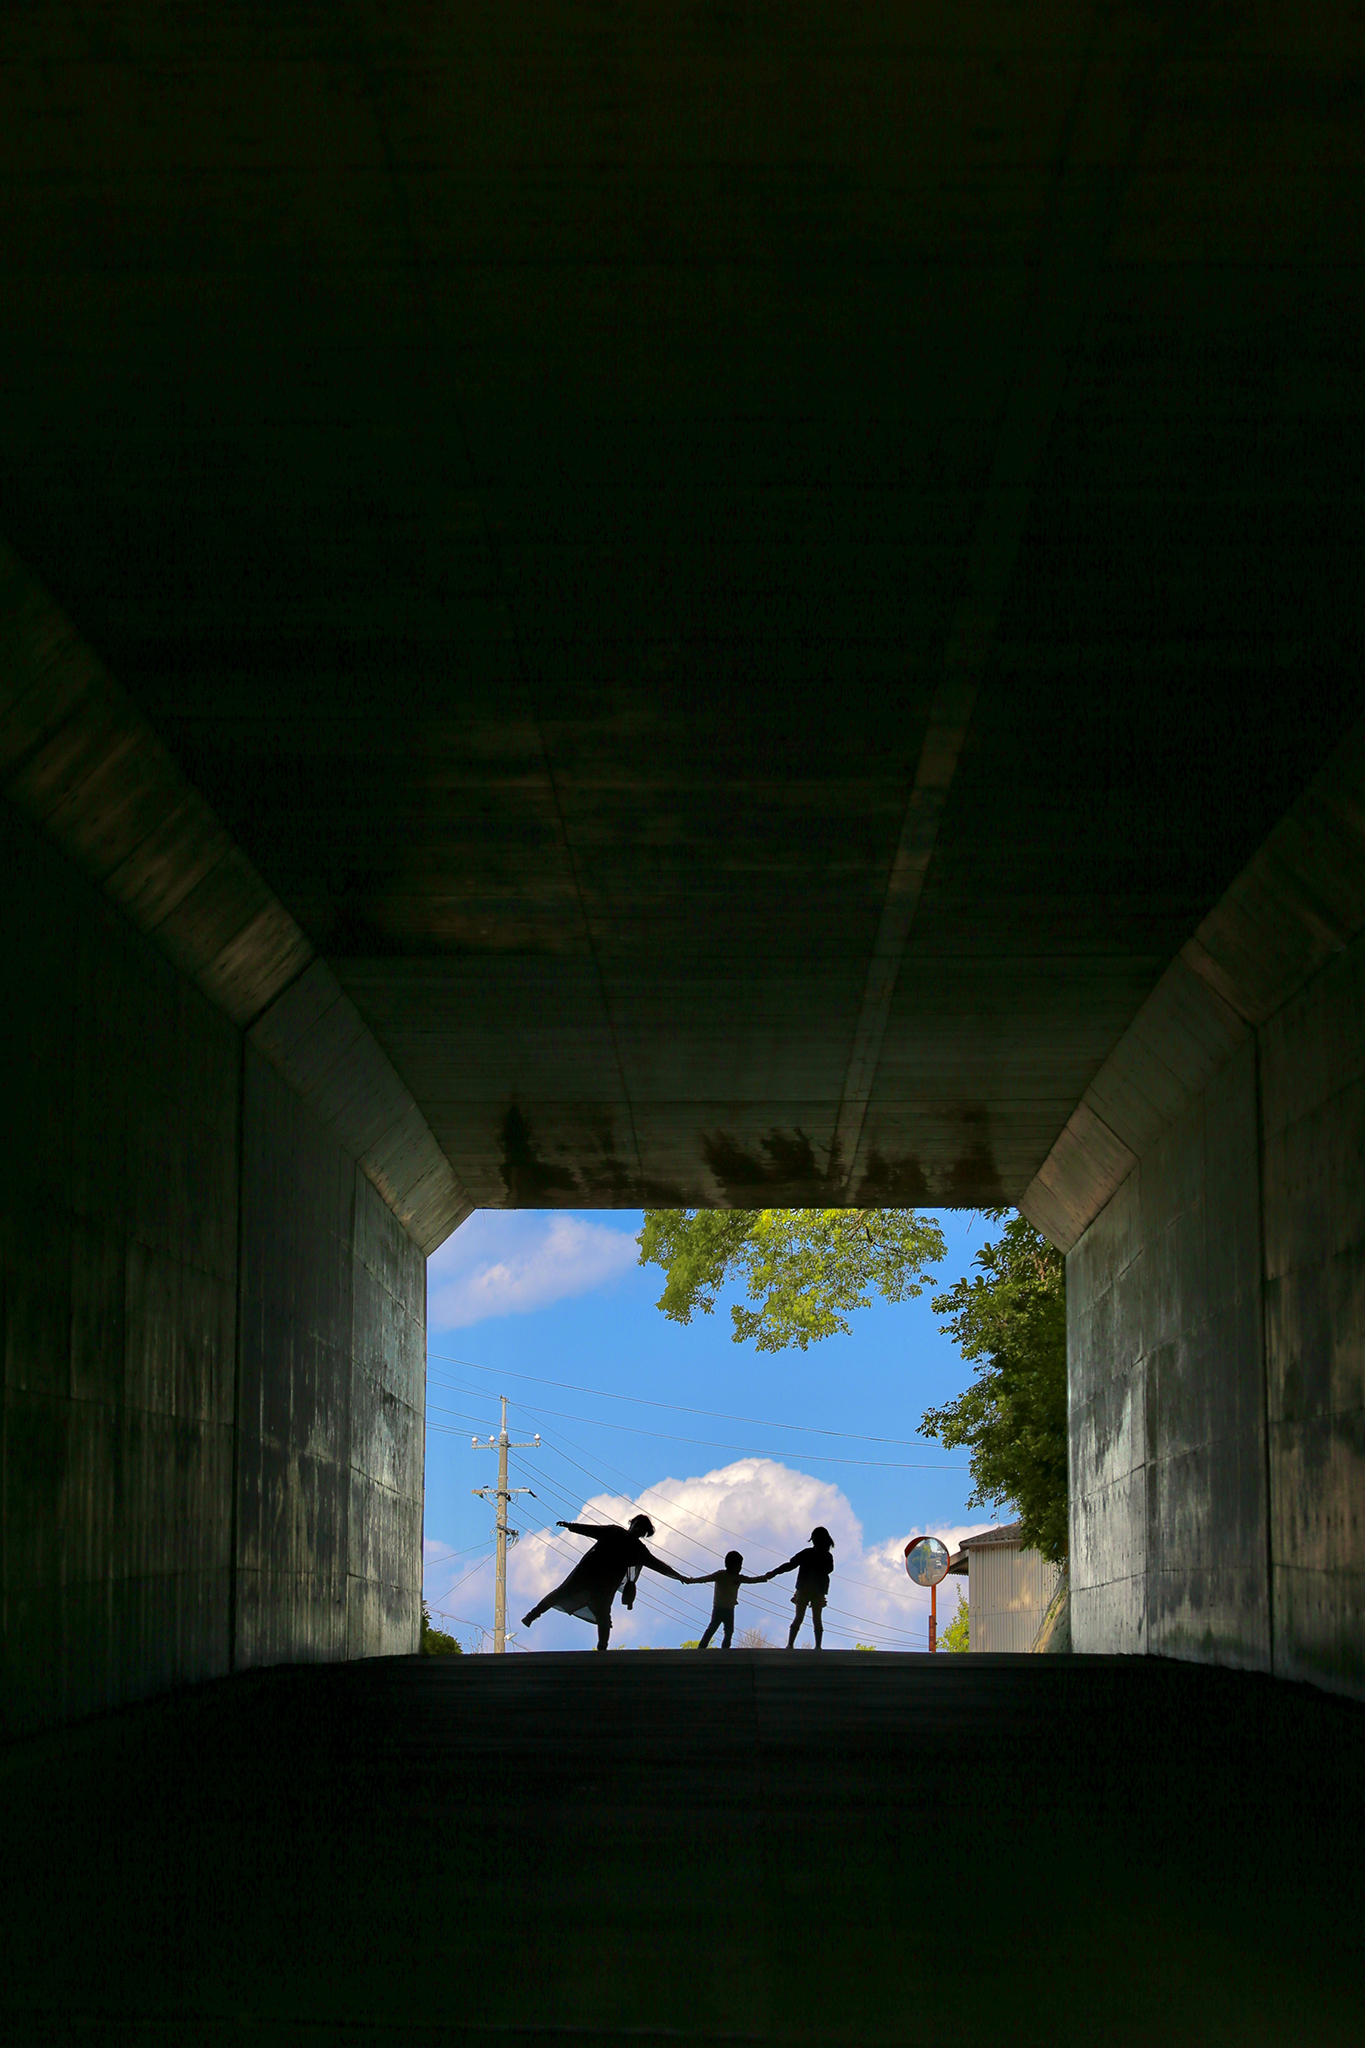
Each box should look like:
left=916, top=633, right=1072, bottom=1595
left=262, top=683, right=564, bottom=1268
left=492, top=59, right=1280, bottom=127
left=764, top=1526, right=835, bottom=1648
left=683, top=1550, right=769, bottom=1650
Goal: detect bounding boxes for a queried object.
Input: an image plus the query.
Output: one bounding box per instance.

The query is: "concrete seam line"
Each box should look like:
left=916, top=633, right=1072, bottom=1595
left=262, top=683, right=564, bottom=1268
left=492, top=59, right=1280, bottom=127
left=0, top=537, right=469, bottom=1254
left=831, top=15, right=1160, bottom=1200
left=1025, top=705, right=1365, bottom=1249
left=0, top=2019, right=829, bottom=2042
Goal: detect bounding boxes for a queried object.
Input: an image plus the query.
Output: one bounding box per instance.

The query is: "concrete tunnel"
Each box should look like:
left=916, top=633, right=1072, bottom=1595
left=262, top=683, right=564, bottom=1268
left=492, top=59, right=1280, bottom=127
left=3, top=2, right=1365, bottom=1748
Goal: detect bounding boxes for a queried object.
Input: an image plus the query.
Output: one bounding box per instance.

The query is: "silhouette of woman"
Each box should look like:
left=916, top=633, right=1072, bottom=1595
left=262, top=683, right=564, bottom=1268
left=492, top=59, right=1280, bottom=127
left=763, top=1526, right=835, bottom=1649
left=521, top=1513, right=688, bottom=1651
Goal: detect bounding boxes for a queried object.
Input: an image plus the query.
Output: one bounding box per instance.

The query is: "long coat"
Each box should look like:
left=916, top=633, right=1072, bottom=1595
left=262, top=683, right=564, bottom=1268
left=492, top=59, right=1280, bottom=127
left=542, top=1527, right=658, bottom=1624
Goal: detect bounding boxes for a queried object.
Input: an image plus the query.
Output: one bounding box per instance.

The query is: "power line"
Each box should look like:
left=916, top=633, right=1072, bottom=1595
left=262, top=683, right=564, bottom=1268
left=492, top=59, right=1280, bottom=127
left=434, top=1381, right=937, bottom=1649
left=504, top=1410, right=934, bottom=1621
left=507, top=1473, right=705, bottom=1637
left=436, top=1375, right=954, bottom=1625
left=428, top=1386, right=967, bottom=1470
left=427, top=1552, right=495, bottom=1609
left=429, top=1384, right=970, bottom=1622
left=428, top=1352, right=965, bottom=1456
left=502, top=1457, right=795, bottom=1642
left=424, top=1536, right=496, bottom=1566
left=505, top=1429, right=928, bottom=1649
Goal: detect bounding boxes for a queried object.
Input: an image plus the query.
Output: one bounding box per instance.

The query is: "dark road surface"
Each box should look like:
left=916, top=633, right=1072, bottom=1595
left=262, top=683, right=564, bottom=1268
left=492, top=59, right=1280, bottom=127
left=3, top=1652, right=1362, bottom=2046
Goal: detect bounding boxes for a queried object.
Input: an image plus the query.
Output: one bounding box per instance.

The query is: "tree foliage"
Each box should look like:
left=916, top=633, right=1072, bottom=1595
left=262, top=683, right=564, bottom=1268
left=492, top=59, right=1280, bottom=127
left=636, top=1208, right=946, bottom=1352
left=920, top=1209, right=1068, bottom=1564
left=939, top=1590, right=970, bottom=1653
left=420, top=1601, right=462, bottom=1655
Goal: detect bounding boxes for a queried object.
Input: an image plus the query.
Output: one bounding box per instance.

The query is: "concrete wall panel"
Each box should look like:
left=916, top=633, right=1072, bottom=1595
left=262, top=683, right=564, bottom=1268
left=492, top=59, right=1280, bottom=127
left=2, top=795, right=426, bottom=1735
left=346, top=1173, right=426, bottom=1659
left=1, top=801, right=239, bottom=1734
left=1261, top=933, right=1365, bottom=1695
left=1069, top=1039, right=1270, bottom=1672
left=1070, top=1174, right=1147, bottom=1654
left=234, top=1048, right=424, bottom=1671
left=1070, top=927, right=1365, bottom=1698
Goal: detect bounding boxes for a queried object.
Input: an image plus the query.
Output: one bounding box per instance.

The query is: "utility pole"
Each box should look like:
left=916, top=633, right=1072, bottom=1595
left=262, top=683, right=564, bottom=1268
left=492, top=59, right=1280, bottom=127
left=473, top=1396, right=539, bottom=1654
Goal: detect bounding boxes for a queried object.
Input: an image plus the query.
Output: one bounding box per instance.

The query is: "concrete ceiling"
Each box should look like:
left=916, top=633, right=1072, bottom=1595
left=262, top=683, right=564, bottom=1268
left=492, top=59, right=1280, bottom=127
left=3, top=2, right=1363, bottom=1209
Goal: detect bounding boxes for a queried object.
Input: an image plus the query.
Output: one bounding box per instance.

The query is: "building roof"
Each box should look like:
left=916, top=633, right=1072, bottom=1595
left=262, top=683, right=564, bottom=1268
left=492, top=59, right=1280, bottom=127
left=947, top=1524, right=1023, bottom=1574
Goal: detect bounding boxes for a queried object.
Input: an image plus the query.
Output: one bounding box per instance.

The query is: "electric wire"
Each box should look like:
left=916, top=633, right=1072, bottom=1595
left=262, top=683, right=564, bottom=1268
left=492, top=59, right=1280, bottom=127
left=452, top=1406, right=928, bottom=1649
left=445, top=1370, right=952, bottom=1616
left=428, top=1351, right=963, bottom=1452
left=424, top=1535, right=497, bottom=1565
left=503, top=1410, right=935, bottom=1642
left=427, top=1552, right=494, bottom=1609
left=502, top=1422, right=913, bottom=1647
left=428, top=1374, right=955, bottom=1607
left=427, top=1380, right=967, bottom=1471
left=426, top=1375, right=954, bottom=1621
left=432, top=1378, right=940, bottom=1649
left=505, top=1431, right=926, bottom=1649
left=506, top=1466, right=706, bottom=1637
left=503, top=1453, right=754, bottom=1641
left=435, top=1448, right=713, bottom=1645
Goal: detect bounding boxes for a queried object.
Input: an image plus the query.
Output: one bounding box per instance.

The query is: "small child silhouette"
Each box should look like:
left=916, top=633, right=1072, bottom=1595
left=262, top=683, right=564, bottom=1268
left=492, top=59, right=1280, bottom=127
left=683, top=1550, right=769, bottom=1650
left=764, top=1526, right=835, bottom=1648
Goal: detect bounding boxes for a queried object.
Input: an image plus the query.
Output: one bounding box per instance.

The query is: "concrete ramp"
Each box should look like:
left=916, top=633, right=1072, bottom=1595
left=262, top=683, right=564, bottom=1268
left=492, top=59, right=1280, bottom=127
left=2, top=1653, right=1362, bottom=2045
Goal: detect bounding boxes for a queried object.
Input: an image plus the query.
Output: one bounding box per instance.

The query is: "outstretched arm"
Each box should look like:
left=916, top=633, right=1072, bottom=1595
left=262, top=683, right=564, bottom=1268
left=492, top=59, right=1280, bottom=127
left=642, top=1552, right=688, bottom=1582
left=756, top=1560, right=796, bottom=1581
left=557, top=1520, right=607, bottom=1537
left=683, top=1570, right=721, bottom=1586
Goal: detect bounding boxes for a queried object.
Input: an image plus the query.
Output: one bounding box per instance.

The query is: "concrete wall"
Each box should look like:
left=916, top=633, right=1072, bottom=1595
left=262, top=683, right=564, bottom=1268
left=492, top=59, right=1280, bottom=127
left=1262, top=937, right=1365, bottom=1694
left=1069, top=940, right=1365, bottom=1697
left=0, top=799, right=426, bottom=1736
left=235, top=1051, right=426, bottom=1668
left=1069, top=1041, right=1271, bottom=1668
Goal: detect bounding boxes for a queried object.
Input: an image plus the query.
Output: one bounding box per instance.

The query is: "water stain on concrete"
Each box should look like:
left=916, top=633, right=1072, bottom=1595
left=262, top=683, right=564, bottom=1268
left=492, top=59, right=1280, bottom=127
left=701, top=1125, right=841, bottom=1206
left=498, top=1103, right=579, bottom=1205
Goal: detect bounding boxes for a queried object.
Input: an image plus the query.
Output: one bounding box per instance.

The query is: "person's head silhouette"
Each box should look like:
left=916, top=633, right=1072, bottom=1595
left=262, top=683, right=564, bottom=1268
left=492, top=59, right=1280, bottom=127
left=725, top=1550, right=743, bottom=1572
left=810, top=1526, right=833, bottom=1551
left=628, top=1513, right=656, bottom=1538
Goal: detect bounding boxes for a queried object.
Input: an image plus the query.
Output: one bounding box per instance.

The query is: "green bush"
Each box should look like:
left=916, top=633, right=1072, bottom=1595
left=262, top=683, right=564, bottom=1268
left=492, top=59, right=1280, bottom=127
left=939, top=1593, right=969, bottom=1653
left=420, top=1601, right=462, bottom=1656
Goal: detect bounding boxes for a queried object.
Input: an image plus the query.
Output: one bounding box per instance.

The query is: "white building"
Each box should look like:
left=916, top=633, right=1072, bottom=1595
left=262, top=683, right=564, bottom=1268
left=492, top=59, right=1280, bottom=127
left=946, top=1523, right=1062, bottom=1652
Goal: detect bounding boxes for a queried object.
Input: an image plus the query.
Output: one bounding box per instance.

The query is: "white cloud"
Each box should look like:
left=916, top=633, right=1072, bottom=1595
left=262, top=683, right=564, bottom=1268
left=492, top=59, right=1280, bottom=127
left=490, top=1456, right=995, bottom=1653
left=428, top=1211, right=638, bottom=1329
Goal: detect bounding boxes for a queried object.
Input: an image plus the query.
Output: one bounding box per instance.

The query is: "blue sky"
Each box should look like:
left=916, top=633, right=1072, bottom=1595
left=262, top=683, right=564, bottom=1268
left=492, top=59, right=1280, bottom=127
left=422, top=1208, right=997, bottom=1652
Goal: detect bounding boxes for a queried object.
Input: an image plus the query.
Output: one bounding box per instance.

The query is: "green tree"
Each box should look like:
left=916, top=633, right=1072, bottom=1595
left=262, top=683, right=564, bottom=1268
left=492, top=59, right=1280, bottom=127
left=939, top=1591, right=969, bottom=1653
left=920, top=1209, right=1067, bottom=1564
left=420, top=1600, right=463, bottom=1656
left=636, top=1208, right=946, bottom=1351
